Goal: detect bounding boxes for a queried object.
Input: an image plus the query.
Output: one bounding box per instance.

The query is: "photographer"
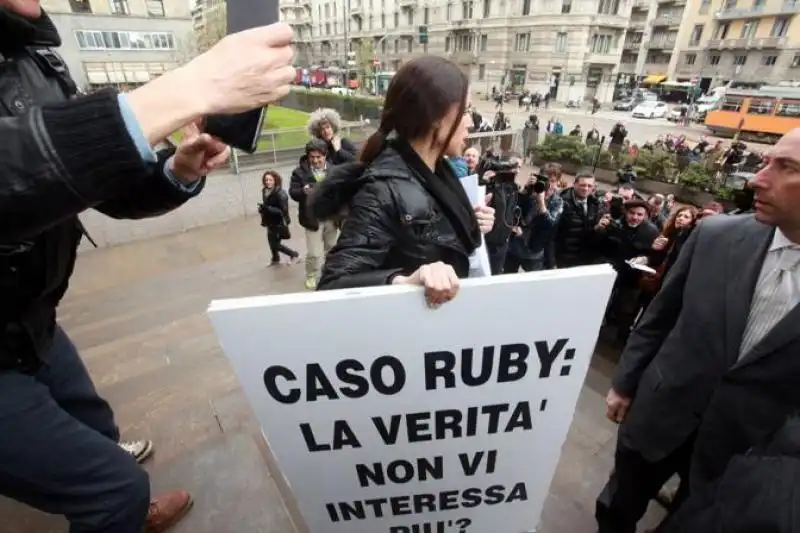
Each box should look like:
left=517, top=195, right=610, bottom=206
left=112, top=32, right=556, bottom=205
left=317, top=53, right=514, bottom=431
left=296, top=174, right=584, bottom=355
left=505, top=171, right=563, bottom=272
left=479, top=152, right=521, bottom=274
left=595, top=199, right=659, bottom=344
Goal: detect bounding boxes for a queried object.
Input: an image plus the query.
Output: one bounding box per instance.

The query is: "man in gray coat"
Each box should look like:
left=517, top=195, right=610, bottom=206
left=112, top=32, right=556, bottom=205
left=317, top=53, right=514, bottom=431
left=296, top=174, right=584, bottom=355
left=596, top=128, right=800, bottom=533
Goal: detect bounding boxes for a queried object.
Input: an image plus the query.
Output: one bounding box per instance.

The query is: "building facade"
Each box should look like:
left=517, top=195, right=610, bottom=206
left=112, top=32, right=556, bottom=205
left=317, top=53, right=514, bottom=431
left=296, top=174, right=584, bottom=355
left=285, top=0, right=633, bottom=102
left=674, top=0, right=800, bottom=88
left=41, top=0, right=192, bottom=90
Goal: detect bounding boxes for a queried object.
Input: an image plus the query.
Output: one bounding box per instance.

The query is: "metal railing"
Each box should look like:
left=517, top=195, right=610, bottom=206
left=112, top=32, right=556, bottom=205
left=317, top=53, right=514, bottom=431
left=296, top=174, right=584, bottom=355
left=229, top=122, right=375, bottom=174
left=715, top=0, right=800, bottom=19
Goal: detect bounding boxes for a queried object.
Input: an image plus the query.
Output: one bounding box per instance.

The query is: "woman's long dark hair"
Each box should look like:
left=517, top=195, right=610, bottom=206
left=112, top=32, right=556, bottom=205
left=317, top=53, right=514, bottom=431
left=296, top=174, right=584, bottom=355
left=359, top=56, right=468, bottom=164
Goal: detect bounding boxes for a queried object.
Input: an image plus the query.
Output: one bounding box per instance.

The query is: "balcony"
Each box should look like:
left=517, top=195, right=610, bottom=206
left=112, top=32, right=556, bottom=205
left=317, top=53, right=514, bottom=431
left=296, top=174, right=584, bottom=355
left=450, top=50, right=477, bottom=64
left=632, top=0, right=650, bottom=7
left=584, top=51, right=620, bottom=64
left=279, top=0, right=310, bottom=6
left=593, top=13, right=631, bottom=28
left=629, top=17, right=647, bottom=28
left=398, top=0, right=417, bottom=7
left=651, top=15, right=682, bottom=26
left=641, top=63, right=670, bottom=75
left=286, top=12, right=312, bottom=25
left=350, top=2, right=363, bottom=16
left=705, top=36, right=788, bottom=48
left=715, top=0, right=800, bottom=19
left=623, top=41, right=642, bottom=50
left=647, top=38, right=677, bottom=49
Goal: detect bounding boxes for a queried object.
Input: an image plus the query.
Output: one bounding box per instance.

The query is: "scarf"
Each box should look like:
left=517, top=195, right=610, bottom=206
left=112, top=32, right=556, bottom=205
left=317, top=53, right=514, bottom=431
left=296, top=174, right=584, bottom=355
left=392, top=140, right=481, bottom=255
left=447, top=156, right=469, bottom=179
left=0, top=8, right=60, bottom=54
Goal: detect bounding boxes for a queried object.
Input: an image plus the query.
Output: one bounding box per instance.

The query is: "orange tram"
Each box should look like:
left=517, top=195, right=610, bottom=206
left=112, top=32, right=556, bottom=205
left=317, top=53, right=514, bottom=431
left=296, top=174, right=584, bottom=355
left=704, top=86, right=800, bottom=144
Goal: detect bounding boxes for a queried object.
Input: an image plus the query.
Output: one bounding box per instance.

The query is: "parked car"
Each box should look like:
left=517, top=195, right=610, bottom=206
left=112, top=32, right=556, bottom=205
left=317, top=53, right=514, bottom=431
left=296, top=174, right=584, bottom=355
left=667, top=105, right=687, bottom=122
left=613, top=99, right=637, bottom=111
left=632, top=100, right=668, bottom=119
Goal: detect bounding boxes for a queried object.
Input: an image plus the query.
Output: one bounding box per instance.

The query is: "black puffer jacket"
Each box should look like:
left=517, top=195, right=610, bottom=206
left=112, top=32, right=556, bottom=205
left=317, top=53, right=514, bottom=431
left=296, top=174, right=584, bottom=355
left=289, top=156, right=322, bottom=231
left=660, top=416, right=800, bottom=533
left=555, top=187, right=602, bottom=267
left=0, top=10, right=203, bottom=370
left=311, top=144, right=473, bottom=289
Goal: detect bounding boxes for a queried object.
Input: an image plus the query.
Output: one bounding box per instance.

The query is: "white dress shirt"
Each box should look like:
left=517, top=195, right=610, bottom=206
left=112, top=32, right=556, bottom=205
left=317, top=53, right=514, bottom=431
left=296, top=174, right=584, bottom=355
left=739, top=228, right=800, bottom=359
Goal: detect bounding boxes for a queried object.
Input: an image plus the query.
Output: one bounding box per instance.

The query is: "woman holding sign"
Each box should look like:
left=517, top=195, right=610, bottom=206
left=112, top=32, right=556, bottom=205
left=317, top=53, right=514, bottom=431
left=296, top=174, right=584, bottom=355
left=310, top=56, right=494, bottom=307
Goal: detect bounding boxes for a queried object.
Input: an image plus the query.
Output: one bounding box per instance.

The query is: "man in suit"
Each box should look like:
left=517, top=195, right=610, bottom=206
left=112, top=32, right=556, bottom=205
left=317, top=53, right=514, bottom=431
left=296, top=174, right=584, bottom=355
left=595, top=128, right=800, bottom=533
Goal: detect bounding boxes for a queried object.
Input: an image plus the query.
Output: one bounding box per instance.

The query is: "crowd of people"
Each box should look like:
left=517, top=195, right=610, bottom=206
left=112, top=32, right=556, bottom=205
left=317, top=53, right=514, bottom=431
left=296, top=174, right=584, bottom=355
left=3, top=1, right=800, bottom=532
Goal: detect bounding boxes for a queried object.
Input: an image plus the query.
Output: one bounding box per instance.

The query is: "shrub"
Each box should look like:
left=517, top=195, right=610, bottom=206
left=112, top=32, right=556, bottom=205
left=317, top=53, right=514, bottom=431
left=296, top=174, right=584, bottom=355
left=532, top=134, right=585, bottom=165
left=679, top=162, right=716, bottom=192
left=632, top=148, right=676, bottom=183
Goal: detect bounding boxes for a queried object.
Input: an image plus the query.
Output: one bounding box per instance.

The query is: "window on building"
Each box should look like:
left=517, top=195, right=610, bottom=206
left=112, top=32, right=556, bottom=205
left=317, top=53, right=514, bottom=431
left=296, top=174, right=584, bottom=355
left=69, top=0, right=92, bottom=13
left=762, top=55, right=777, bottom=66
left=394, top=39, right=398, bottom=53
left=714, top=22, right=730, bottom=39
left=555, top=32, right=567, bottom=52
left=733, top=54, right=747, bottom=65
left=447, top=3, right=453, bottom=20
left=723, top=0, right=736, bottom=8
left=109, top=0, right=130, bottom=15
left=685, top=53, right=696, bottom=65
left=407, top=38, right=412, bottom=52
left=74, top=30, right=177, bottom=51
left=699, top=0, right=711, bottom=13
left=146, top=0, right=164, bottom=16
left=406, top=10, right=412, bottom=24
left=445, top=36, right=451, bottom=52
left=462, top=1, right=474, bottom=18
left=597, top=0, right=619, bottom=15
left=515, top=33, right=530, bottom=52
left=381, top=40, right=387, bottom=53
left=483, top=0, right=490, bottom=17
left=753, top=0, right=765, bottom=8
left=381, top=13, right=385, bottom=27
left=325, top=22, right=331, bottom=34
left=690, top=24, right=703, bottom=46
left=792, top=54, right=800, bottom=67
left=357, top=17, right=363, bottom=30
left=394, top=12, right=399, bottom=27
left=748, top=98, right=775, bottom=115
left=480, top=34, right=488, bottom=51
left=478, top=64, right=485, bottom=80
left=771, top=17, right=790, bottom=37
left=740, top=21, right=758, bottom=39
left=522, top=0, right=531, bottom=14
left=561, top=0, right=571, bottom=13
left=591, top=34, right=612, bottom=54
left=709, top=54, right=721, bottom=65
left=424, top=7, right=429, bottom=23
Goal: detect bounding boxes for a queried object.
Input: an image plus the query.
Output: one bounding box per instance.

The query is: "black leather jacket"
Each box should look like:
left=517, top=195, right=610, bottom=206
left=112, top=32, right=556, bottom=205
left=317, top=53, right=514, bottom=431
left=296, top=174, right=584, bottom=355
left=311, top=145, right=471, bottom=289
left=0, top=11, right=204, bottom=370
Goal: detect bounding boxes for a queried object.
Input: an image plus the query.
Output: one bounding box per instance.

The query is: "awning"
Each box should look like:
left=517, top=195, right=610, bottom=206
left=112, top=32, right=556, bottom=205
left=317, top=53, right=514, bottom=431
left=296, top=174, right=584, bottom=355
left=643, top=75, right=667, bottom=84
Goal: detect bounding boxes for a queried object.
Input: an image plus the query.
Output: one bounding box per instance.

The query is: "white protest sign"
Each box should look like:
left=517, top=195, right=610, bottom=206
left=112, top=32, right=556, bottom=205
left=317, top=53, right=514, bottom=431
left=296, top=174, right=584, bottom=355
left=208, top=266, right=616, bottom=533
left=460, top=174, right=492, bottom=278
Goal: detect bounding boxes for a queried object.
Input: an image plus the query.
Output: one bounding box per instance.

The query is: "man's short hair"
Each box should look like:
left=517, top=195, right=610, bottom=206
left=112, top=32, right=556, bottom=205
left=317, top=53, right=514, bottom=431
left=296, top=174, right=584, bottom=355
left=624, top=199, right=649, bottom=211
left=574, top=169, right=595, bottom=182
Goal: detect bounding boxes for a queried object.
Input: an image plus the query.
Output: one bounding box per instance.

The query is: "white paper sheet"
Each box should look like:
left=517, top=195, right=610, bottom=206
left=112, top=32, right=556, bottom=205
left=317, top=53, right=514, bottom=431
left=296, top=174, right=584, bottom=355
left=461, top=174, right=493, bottom=277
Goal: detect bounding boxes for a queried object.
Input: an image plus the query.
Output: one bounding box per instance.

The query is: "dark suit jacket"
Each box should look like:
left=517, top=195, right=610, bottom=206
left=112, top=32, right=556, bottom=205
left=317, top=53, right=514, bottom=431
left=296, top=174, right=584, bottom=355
left=612, top=214, right=800, bottom=491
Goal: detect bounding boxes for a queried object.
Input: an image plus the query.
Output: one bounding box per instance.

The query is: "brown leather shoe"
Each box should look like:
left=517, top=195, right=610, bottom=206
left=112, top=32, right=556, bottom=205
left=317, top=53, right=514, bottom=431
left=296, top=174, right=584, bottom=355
left=144, top=490, right=193, bottom=533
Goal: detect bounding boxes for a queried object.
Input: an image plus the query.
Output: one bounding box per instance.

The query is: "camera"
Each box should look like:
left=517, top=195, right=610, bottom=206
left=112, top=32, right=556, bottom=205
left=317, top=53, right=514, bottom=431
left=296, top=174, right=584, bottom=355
left=527, top=172, right=549, bottom=194
left=479, top=154, right=518, bottom=182
left=608, top=195, right=625, bottom=221
left=616, top=165, right=637, bottom=185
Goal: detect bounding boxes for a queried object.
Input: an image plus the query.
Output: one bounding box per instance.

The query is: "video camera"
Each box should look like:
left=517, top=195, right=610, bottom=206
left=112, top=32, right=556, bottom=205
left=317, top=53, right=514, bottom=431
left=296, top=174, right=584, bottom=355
left=478, top=153, right=519, bottom=183
left=616, top=165, right=638, bottom=185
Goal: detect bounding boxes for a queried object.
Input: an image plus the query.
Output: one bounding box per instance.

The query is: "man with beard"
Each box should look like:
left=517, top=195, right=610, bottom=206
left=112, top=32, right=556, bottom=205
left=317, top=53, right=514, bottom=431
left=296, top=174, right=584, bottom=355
left=290, top=139, right=339, bottom=289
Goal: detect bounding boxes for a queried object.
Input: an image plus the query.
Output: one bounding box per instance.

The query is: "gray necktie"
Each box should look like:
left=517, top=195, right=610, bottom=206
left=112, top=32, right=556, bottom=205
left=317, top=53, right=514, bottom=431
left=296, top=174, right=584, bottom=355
left=740, top=247, right=800, bottom=358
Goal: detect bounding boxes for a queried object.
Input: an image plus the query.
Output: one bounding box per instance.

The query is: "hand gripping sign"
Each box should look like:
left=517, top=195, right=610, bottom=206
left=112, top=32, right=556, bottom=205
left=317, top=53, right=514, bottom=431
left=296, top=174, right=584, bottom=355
left=208, top=266, right=616, bottom=533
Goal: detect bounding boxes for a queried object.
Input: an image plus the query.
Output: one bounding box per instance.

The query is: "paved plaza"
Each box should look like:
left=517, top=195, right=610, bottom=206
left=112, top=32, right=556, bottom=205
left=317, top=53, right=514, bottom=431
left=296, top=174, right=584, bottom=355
left=0, top=212, right=668, bottom=533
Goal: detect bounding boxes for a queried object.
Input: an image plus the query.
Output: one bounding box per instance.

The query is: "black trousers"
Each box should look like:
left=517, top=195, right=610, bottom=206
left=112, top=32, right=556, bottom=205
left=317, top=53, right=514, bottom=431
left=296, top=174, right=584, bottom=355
left=503, top=253, right=543, bottom=273
left=267, top=228, right=298, bottom=262
left=487, top=241, right=509, bottom=276
left=0, top=326, right=150, bottom=533
left=596, top=436, right=695, bottom=533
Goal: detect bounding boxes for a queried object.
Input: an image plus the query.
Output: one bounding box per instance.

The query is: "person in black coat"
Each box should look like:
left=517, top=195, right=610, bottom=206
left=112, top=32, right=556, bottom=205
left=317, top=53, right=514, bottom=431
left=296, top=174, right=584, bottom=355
left=259, top=170, right=298, bottom=265
left=309, top=56, right=495, bottom=305
left=657, top=414, right=800, bottom=533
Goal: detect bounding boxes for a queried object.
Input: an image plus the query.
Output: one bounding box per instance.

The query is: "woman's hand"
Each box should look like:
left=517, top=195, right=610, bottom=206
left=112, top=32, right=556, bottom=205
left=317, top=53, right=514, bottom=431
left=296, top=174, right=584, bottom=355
left=475, top=193, right=495, bottom=234
left=652, top=236, right=669, bottom=251
left=392, top=262, right=460, bottom=308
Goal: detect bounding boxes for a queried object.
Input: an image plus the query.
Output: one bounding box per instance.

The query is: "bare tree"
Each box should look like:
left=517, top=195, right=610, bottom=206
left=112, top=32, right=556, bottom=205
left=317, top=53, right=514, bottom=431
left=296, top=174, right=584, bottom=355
left=196, top=4, right=227, bottom=52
